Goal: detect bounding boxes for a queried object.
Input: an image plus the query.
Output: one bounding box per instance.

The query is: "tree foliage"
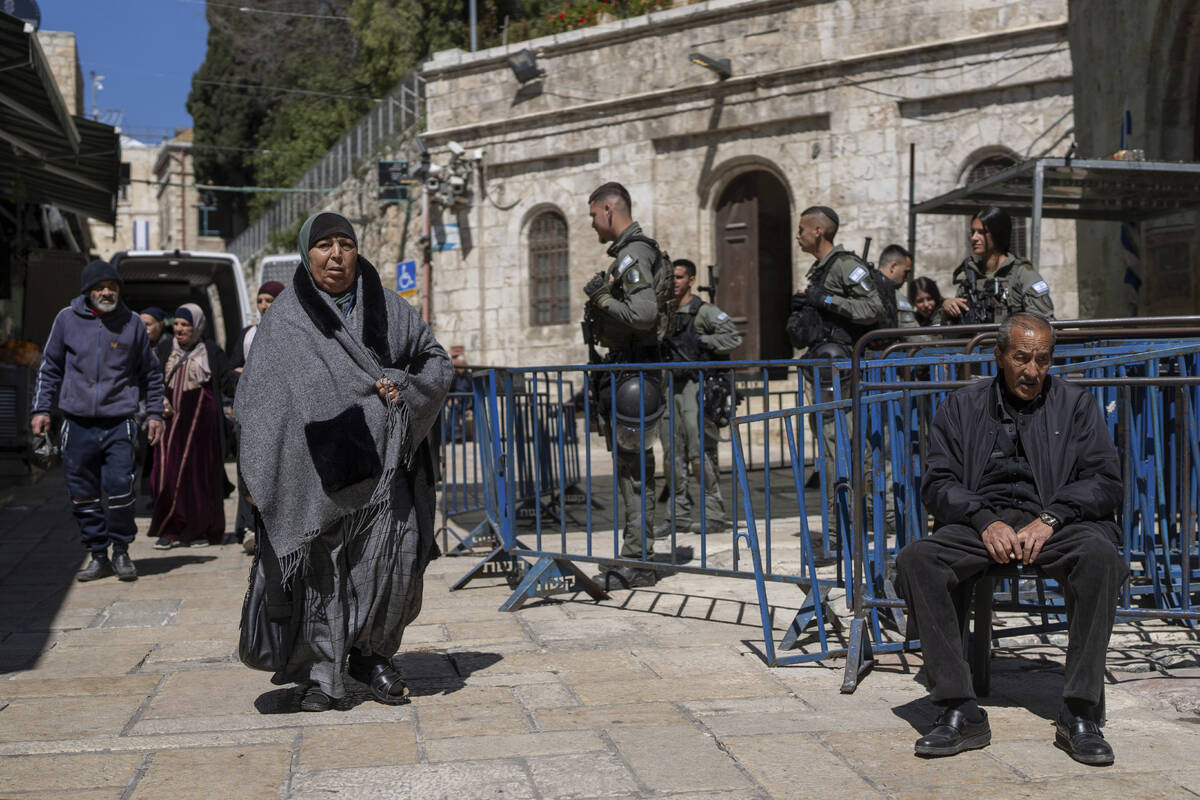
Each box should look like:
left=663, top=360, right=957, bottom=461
left=187, top=0, right=669, bottom=236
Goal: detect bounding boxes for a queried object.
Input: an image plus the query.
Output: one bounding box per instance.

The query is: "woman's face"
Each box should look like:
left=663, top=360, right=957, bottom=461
left=308, top=234, right=358, bottom=294
left=914, top=290, right=937, bottom=318
left=174, top=319, right=195, bottom=347
left=969, top=218, right=996, bottom=258
left=256, top=292, right=275, bottom=315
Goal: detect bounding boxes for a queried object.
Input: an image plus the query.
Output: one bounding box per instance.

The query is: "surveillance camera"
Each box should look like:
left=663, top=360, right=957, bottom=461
left=447, top=141, right=465, bottom=157
left=449, top=176, right=465, bottom=189
left=471, top=148, right=485, bottom=162
left=425, top=177, right=441, bottom=191
left=428, top=163, right=444, bottom=176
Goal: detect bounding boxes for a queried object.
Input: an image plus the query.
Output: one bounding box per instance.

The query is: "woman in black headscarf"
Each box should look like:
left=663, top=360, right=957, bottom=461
left=235, top=212, right=451, bottom=711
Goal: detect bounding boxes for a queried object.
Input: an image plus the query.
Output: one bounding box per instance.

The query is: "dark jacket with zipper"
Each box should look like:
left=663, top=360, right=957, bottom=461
left=34, top=295, right=164, bottom=420
left=921, top=374, right=1122, bottom=544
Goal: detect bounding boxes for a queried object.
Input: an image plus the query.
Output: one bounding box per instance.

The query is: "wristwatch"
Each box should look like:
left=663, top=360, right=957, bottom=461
left=1038, top=511, right=1061, bottom=531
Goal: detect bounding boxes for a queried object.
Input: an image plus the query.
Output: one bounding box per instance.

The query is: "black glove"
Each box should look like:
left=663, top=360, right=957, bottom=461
left=807, top=284, right=834, bottom=307
left=583, top=271, right=609, bottom=298
left=789, top=291, right=808, bottom=312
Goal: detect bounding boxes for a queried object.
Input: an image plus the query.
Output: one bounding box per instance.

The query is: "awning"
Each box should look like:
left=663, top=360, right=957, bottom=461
left=0, top=13, right=120, bottom=224
left=911, top=157, right=1200, bottom=222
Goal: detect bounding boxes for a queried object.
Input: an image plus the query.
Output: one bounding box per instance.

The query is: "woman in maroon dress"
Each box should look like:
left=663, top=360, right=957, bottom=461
left=150, top=303, right=236, bottom=548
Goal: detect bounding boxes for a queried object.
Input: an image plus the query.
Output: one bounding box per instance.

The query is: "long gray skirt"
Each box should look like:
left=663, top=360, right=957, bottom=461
left=271, top=479, right=425, bottom=698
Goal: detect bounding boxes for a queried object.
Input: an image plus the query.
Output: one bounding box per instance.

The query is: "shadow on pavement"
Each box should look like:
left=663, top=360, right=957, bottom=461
left=134, top=554, right=218, bottom=576
left=252, top=650, right=505, bottom=714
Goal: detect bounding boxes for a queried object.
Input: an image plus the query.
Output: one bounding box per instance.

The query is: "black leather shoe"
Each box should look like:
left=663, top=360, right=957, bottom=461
left=111, top=552, right=138, bottom=582
left=914, top=707, right=991, bottom=757
left=1055, top=716, right=1113, bottom=765
left=76, top=556, right=113, bottom=582
left=300, top=685, right=333, bottom=712
left=348, top=652, right=410, bottom=706
left=598, top=565, right=658, bottom=590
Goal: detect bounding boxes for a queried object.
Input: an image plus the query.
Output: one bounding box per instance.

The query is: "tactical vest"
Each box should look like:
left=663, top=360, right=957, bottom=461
left=816, top=252, right=876, bottom=347
left=871, top=268, right=899, bottom=329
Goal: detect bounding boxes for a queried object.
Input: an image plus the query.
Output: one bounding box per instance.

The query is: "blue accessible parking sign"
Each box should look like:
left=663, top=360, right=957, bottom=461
left=396, top=260, right=418, bottom=298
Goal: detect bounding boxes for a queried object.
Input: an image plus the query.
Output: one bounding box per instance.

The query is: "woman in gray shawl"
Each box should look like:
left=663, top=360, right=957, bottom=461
left=234, top=211, right=451, bottom=711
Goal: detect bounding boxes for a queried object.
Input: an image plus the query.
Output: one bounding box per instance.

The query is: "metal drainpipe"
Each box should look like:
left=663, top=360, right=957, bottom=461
left=422, top=185, right=431, bottom=323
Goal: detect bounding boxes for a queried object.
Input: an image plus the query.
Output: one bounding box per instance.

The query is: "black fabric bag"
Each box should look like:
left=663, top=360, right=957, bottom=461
left=238, top=514, right=296, bottom=672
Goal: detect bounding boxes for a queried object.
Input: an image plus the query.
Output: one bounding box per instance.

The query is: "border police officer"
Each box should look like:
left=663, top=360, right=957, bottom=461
left=583, top=181, right=665, bottom=589
left=658, top=258, right=742, bottom=537
left=787, top=206, right=883, bottom=538
left=942, top=206, right=1055, bottom=324
left=874, top=244, right=919, bottom=329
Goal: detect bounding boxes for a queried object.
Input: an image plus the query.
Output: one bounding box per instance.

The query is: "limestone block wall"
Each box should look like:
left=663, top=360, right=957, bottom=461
left=37, top=31, right=84, bottom=116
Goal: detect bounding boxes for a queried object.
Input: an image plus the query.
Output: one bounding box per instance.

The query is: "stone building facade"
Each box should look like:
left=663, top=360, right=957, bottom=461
left=418, top=0, right=1077, bottom=366
left=153, top=129, right=224, bottom=254
left=1069, top=0, right=1200, bottom=317
left=87, top=137, right=161, bottom=258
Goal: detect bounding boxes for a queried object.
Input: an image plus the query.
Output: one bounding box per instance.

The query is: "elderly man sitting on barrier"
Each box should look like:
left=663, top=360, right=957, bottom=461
left=895, top=312, right=1127, bottom=766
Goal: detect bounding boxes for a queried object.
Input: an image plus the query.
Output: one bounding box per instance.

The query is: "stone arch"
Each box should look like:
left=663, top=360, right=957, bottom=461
left=521, top=203, right=571, bottom=327
left=955, top=145, right=1023, bottom=186
left=957, top=146, right=1029, bottom=258
left=699, top=155, right=795, bottom=213
left=1155, top=3, right=1200, bottom=159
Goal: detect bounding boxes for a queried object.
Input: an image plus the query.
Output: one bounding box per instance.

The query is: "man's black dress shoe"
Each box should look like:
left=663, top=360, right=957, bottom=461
left=76, top=556, right=113, bottom=582
left=300, top=685, right=333, bottom=712
left=348, top=652, right=410, bottom=706
left=914, top=707, right=991, bottom=757
left=1055, top=716, right=1113, bottom=765
left=112, top=552, right=138, bottom=582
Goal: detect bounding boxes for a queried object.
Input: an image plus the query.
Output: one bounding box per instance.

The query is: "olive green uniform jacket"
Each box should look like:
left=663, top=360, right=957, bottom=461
left=588, top=222, right=659, bottom=357
left=956, top=252, right=1056, bottom=322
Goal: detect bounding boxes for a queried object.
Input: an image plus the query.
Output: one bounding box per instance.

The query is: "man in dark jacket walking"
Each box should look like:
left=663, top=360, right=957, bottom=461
left=895, top=313, right=1126, bottom=766
left=32, top=260, right=165, bottom=582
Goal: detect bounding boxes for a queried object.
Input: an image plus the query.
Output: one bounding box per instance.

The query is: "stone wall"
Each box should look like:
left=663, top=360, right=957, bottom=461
left=419, top=0, right=1077, bottom=366
left=88, top=139, right=162, bottom=259
left=1069, top=0, right=1200, bottom=317
left=36, top=31, right=83, bottom=116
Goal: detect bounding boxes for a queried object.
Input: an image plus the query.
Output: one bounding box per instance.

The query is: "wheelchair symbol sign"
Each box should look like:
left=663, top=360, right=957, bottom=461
left=396, top=260, right=418, bottom=297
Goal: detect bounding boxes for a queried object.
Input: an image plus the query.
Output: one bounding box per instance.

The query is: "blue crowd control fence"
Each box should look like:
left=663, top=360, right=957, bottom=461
left=840, top=318, right=1200, bottom=691
left=448, top=359, right=859, bottom=631
left=437, top=390, right=487, bottom=554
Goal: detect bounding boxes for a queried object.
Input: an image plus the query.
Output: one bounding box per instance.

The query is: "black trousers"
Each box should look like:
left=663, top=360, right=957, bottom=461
left=895, top=508, right=1127, bottom=706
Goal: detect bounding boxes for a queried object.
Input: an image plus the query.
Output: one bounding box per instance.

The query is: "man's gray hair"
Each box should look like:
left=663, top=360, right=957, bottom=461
left=996, top=312, right=1055, bottom=352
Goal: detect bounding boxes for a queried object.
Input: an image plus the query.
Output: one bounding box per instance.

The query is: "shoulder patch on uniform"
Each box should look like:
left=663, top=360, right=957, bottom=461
left=1031, top=280, right=1049, bottom=295
left=848, top=266, right=868, bottom=284
left=616, top=254, right=634, bottom=277
left=626, top=267, right=640, bottom=284
left=716, top=311, right=728, bottom=321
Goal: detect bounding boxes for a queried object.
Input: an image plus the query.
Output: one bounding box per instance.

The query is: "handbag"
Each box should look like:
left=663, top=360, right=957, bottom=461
left=30, top=431, right=61, bottom=471
left=238, top=517, right=296, bottom=672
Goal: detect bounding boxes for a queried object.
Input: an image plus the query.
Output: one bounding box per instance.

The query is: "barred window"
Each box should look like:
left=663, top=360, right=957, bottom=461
left=529, top=211, right=570, bottom=326
left=966, top=155, right=1028, bottom=258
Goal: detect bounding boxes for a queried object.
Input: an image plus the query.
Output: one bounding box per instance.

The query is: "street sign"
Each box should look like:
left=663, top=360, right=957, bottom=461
left=432, top=222, right=460, bottom=252
left=378, top=160, right=410, bottom=203
left=396, top=259, right=418, bottom=297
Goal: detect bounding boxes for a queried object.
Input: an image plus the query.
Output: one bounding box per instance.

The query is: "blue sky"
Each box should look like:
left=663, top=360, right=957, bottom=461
left=40, top=0, right=209, bottom=141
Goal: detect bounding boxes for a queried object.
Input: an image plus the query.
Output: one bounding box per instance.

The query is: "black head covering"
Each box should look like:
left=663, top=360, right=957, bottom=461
left=79, top=259, right=121, bottom=293
left=306, top=212, right=357, bottom=250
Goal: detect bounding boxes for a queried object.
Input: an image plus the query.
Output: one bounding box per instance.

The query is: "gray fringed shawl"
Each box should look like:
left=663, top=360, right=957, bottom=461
left=234, top=241, right=450, bottom=582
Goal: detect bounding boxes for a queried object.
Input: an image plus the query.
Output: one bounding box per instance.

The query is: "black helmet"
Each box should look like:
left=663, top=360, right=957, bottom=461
left=611, top=373, right=664, bottom=452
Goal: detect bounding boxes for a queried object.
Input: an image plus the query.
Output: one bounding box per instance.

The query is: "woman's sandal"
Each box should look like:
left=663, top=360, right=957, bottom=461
left=300, top=685, right=333, bottom=712
left=348, top=654, right=410, bottom=706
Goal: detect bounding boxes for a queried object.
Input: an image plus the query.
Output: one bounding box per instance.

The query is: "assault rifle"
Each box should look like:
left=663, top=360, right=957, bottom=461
left=950, top=258, right=1005, bottom=324
left=696, top=263, right=720, bottom=305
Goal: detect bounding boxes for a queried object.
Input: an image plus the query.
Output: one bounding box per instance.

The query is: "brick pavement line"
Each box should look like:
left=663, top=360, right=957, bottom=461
left=282, top=729, right=303, bottom=799
left=809, top=729, right=898, bottom=796
left=118, top=672, right=168, bottom=738
left=119, top=751, right=154, bottom=800
left=672, top=699, right=779, bottom=800
left=593, top=727, right=657, bottom=798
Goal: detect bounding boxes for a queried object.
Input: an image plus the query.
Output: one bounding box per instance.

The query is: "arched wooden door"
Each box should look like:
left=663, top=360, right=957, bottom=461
left=715, top=171, right=793, bottom=361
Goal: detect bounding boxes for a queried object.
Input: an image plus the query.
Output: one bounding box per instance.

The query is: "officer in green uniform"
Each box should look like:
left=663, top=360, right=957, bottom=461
left=787, top=206, right=883, bottom=543
left=874, top=244, right=919, bottom=329
left=583, top=181, right=664, bottom=589
left=942, top=206, right=1055, bottom=324
left=657, top=259, right=742, bottom=537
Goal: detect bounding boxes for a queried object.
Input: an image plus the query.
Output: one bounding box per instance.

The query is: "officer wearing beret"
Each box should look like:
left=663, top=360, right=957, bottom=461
left=583, top=181, right=664, bottom=589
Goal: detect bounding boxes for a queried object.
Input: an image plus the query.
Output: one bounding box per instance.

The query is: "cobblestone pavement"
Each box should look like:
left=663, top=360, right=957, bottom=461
left=2, top=472, right=1200, bottom=799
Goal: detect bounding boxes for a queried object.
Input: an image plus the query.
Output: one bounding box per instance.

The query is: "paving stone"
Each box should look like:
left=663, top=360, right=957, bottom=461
left=289, top=761, right=536, bottom=799
left=130, top=745, right=290, bottom=800
left=299, top=722, right=419, bottom=770
left=566, top=669, right=784, bottom=705
left=129, top=703, right=416, bottom=736
left=819, top=729, right=1024, bottom=791
left=0, top=695, right=146, bottom=741
left=0, top=752, right=142, bottom=792
left=526, top=751, right=639, bottom=798
left=139, top=666, right=280, bottom=719
left=14, top=643, right=154, bottom=678
left=0, top=790, right=124, bottom=799
left=0, top=728, right=296, bottom=756
left=142, top=640, right=234, bottom=664
left=721, top=732, right=882, bottom=799
left=424, top=730, right=605, bottom=762
left=535, top=702, right=689, bottom=731
left=514, top=681, right=579, bottom=710
left=607, top=724, right=752, bottom=792
left=417, top=701, right=532, bottom=739
left=93, top=599, right=182, bottom=628
left=887, top=772, right=1194, bottom=800
left=0, top=674, right=161, bottom=699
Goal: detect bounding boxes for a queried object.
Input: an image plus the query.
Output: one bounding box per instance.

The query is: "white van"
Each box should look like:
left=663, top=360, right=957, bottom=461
left=111, top=250, right=252, bottom=351
left=258, top=254, right=301, bottom=293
